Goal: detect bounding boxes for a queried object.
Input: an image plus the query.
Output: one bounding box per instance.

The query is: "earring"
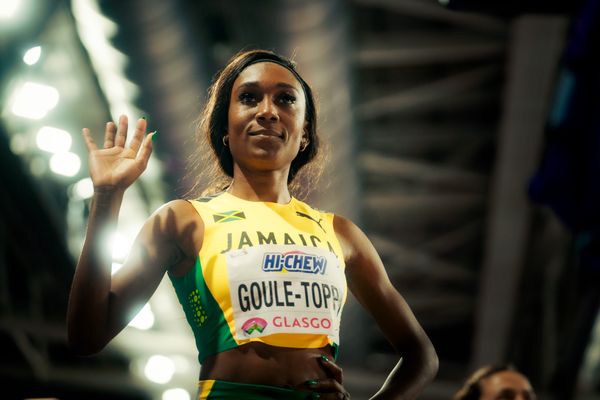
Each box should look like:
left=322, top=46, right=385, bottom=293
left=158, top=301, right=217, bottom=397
left=300, top=139, right=309, bottom=152
left=222, top=136, right=229, bottom=147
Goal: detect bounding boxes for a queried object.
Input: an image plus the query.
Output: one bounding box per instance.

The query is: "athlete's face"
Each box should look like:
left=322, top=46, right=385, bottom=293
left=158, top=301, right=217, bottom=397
left=227, top=62, right=307, bottom=175
left=479, top=371, right=536, bottom=400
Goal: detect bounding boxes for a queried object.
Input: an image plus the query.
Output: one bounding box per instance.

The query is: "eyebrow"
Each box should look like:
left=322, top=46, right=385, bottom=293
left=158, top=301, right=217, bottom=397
left=494, top=389, right=535, bottom=399
left=236, top=81, right=300, bottom=92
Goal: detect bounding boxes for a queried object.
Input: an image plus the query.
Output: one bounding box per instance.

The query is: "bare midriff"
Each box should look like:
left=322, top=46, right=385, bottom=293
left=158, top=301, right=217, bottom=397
left=199, top=342, right=335, bottom=389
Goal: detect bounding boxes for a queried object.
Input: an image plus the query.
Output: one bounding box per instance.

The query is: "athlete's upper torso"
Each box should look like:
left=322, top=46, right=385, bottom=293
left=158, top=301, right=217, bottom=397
left=168, top=192, right=348, bottom=364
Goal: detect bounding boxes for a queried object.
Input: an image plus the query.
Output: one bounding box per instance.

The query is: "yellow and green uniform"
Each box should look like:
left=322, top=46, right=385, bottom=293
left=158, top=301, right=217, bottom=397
left=197, top=380, right=310, bottom=399
left=168, top=192, right=348, bottom=367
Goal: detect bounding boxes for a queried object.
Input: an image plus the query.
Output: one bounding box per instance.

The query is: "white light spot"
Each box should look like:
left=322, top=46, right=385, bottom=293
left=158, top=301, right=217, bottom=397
left=23, top=45, right=41, bottom=65
left=11, top=82, right=59, bottom=120
left=111, top=262, right=123, bottom=275
left=129, top=303, right=155, bottom=330
left=73, top=177, right=94, bottom=199
left=129, top=303, right=155, bottom=332
left=49, top=152, right=81, bottom=177
left=170, top=355, right=191, bottom=373
left=162, top=388, right=190, bottom=400
left=109, top=232, right=132, bottom=260
left=144, top=355, right=174, bottom=384
left=0, top=0, right=21, bottom=19
left=36, top=126, right=72, bottom=153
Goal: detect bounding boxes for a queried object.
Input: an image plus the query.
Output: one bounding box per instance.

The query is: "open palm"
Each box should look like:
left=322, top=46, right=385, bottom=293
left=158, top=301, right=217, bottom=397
left=83, top=115, right=155, bottom=191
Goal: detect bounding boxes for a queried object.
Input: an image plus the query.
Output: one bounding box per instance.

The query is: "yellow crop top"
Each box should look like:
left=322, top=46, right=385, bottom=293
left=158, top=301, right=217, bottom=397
left=168, top=192, right=348, bottom=363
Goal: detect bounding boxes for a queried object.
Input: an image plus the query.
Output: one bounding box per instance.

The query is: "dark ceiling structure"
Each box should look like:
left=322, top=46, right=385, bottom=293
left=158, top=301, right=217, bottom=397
left=0, top=0, right=599, bottom=399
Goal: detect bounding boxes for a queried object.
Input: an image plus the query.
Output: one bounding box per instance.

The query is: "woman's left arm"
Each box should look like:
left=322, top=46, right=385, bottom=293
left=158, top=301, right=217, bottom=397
left=334, top=215, right=438, bottom=400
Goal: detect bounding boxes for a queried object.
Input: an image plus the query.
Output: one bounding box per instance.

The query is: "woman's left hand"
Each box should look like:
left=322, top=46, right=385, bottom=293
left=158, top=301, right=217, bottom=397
left=305, top=355, right=351, bottom=399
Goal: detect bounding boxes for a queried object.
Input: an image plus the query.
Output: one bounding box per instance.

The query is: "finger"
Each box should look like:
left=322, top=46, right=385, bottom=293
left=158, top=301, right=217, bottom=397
left=129, top=117, right=147, bottom=153
left=319, top=355, right=343, bottom=383
left=82, top=128, right=98, bottom=152
left=135, top=131, right=155, bottom=169
left=103, top=121, right=116, bottom=148
left=115, top=114, right=128, bottom=148
left=307, top=378, right=345, bottom=393
left=306, top=379, right=349, bottom=400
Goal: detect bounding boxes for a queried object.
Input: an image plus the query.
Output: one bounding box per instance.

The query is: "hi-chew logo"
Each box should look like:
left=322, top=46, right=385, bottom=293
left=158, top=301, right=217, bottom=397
left=262, top=250, right=327, bottom=274
left=241, top=317, right=267, bottom=336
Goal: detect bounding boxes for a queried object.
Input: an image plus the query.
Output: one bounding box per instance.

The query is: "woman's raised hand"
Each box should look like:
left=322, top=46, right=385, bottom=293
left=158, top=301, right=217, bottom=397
left=82, top=115, right=155, bottom=191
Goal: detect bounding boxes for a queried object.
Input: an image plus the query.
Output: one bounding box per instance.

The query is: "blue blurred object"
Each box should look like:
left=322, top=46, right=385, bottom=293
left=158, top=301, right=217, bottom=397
left=529, top=0, right=600, bottom=273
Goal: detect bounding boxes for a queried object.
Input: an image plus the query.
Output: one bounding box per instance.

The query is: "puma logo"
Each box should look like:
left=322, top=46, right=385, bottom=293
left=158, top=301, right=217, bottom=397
left=296, top=211, right=325, bottom=233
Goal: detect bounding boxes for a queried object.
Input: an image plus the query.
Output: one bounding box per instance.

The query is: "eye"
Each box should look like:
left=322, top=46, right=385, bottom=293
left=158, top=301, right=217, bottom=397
left=496, top=390, right=516, bottom=400
left=278, top=93, right=297, bottom=105
left=239, top=92, right=257, bottom=104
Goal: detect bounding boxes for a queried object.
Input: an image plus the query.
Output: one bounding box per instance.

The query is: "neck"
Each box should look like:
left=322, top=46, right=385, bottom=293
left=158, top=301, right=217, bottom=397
left=228, top=165, right=291, bottom=203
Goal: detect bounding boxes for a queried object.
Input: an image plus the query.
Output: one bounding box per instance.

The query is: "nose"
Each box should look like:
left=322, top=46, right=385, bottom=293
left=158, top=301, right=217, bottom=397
left=256, top=97, right=279, bottom=122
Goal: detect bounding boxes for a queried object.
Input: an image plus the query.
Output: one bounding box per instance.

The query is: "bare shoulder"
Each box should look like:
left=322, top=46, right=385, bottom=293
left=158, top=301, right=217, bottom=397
left=158, top=198, right=204, bottom=237
left=332, top=213, right=356, bottom=235
left=144, top=199, right=205, bottom=275
left=332, top=213, right=396, bottom=307
left=154, top=198, right=199, bottom=218
left=149, top=199, right=204, bottom=233
left=332, top=214, right=371, bottom=266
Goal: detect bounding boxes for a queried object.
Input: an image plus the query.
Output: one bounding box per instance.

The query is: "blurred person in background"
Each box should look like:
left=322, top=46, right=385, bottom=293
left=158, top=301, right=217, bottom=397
left=453, top=365, right=536, bottom=400
left=66, top=49, right=438, bottom=399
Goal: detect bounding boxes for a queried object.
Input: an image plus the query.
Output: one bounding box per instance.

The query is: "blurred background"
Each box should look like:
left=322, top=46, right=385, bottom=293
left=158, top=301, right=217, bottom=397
left=1, top=0, right=599, bottom=399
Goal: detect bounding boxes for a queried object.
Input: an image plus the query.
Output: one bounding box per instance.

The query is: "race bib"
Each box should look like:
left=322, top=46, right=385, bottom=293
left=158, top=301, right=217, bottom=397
left=225, top=244, right=346, bottom=342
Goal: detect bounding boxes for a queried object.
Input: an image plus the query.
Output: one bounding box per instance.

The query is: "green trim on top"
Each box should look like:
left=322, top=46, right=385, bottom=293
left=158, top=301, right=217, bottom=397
left=168, top=257, right=238, bottom=364
left=203, top=380, right=311, bottom=399
left=331, top=342, right=339, bottom=361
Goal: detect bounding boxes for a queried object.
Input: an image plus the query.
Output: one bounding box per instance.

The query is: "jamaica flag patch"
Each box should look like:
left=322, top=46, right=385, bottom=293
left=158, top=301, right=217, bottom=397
left=213, top=210, right=246, bottom=223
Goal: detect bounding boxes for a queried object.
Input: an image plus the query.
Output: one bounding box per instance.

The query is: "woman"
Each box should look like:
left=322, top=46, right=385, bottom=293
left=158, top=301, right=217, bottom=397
left=453, top=365, right=536, bottom=400
left=67, top=49, right=438, bottom=399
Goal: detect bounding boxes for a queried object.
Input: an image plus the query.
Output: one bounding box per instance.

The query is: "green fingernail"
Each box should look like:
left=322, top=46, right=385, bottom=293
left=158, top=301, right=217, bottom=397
left=306, top=379, right=318, bottom=387
left=320, top=355, right=329, bottom=362
left=141, top=116, right=146, bottom=120
left=311, top=393, right=320, bottom=399
left=152, top=130, right=158, bottom=142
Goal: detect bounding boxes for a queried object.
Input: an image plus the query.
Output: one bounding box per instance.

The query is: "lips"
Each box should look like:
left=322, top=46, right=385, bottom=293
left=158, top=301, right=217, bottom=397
left=248, top=129, right=284, bottom=139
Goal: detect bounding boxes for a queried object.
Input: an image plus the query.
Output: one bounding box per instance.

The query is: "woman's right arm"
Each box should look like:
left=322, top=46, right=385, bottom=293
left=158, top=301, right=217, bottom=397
left=67, top=116, right=194, bottom=355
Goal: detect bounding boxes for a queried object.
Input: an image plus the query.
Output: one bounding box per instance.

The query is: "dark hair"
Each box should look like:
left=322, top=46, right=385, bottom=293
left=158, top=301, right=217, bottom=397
left=188, top=49, right=323, bottom=198
left=453, top=365, right=516, bottom=400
